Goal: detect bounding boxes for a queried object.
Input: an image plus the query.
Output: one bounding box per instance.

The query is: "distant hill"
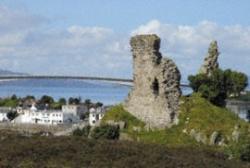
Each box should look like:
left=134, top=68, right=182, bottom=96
left=0, top=69, right=29, bottom=76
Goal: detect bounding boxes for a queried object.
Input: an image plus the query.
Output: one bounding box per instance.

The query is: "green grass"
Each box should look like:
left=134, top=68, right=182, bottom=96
left=102, top=94, right=250, bottom=157
left=179, top=94, right=249, bottom=137
left=102, top=104, right=145, bottom=132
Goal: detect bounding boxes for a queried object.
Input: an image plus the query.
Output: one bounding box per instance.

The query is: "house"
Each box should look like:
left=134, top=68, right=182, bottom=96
left=0, top=107, right=12, bottom=122
left=226, top=99, right=250, bottom=121
left=89, top=107, right=105, bottom=126
left=62, top=104, right=88, bottom=116
left=13, top=104, right=80, bottom=125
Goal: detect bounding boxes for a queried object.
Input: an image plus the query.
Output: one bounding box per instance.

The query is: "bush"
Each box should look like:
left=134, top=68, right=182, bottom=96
left=90, top=125, right=119, bottom=140
left=188, top=69, right=248, bottom=106
left=72, top=126, right=90, bottom=137
left=240, top=144, right=250, bottom=162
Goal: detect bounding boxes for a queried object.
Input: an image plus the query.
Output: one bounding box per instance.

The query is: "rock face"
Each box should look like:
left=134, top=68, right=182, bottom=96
left=199, top=41, right=219, bottom=76
left=124, top=34, right=181, bottom=129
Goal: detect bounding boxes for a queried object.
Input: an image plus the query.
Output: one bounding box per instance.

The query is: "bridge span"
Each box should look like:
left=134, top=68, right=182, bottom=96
left=0, top=75, right=190, bottom=87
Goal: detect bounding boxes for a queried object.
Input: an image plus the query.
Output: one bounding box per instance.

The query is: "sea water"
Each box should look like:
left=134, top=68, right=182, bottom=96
left=0, top=79, right=193, bottom=105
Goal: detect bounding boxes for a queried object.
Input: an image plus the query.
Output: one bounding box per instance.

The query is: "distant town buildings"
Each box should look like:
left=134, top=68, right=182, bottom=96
left=89, top=107, right=106, bottom=126
left=0, top=101, right=108, bottom=126
left=13, top=104, right=88, bottom=125
left=0, top=107, right=11, bottom=122
left=226, top=100, right=250, bottom=121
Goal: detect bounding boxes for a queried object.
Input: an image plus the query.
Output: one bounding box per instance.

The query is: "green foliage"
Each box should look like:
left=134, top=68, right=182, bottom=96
left=10, top=94, right=18, bottom=101
left=58, top=98, right=66, bottom=105
left=68, top=97, right=81, bottom=105
left=241, top=144, right=250, bottom=162
left=7, top=111, right=18, bottom=121
left=72, top=126, right=91, bottom=137
left=96, top=102, right=103, bottom=107
left=50, top=102, right=62, bottom=110
left=0, top=98, right=18, bottom=107
left=224, top=69, right=248, bottom=96
left=39, top=95, right=54, bottom=105
left=90, top=125, right=120, bottom=140
left=225, top=136, right=250, bottom=162
left=188, top=69, right=248, bottom=106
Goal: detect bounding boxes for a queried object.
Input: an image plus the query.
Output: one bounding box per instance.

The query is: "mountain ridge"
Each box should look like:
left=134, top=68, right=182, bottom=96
left=0, top=69, right=29, bottom=76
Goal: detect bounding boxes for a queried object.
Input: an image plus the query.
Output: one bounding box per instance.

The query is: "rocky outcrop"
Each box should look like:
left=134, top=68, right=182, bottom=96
left=199, top=41, right=219, bottom=76
left=124, top=34, right=181, bottom=129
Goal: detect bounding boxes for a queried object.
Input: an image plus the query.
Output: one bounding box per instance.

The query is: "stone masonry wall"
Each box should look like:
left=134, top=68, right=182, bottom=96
left=124, top=34, right=181, bottom=129
left=199, top=41, right=219, bottom=76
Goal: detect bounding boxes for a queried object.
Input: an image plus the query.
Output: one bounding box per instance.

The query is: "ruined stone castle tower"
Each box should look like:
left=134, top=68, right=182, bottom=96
left=124, top=34, right=181, bottom=129
left=199, top=41, right=219, bottom=76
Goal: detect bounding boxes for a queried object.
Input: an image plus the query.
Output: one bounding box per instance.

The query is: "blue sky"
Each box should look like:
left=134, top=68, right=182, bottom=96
left=0, top=0, right=250, bottom=79
left=3, top=0, right=250, bottom=31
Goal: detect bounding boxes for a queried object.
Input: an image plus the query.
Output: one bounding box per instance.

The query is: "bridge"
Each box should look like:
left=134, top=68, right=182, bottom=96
left=0, top=75, right=190, bottom=87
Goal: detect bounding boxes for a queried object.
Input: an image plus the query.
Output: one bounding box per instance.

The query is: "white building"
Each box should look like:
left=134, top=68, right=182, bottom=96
left=0, top=107, right=11, bottom=122
left=62, top=104, right=88, bottom=116
left=13, top=104, right=80, bottom=125
left=89, top=107, right=105, bottom=126
left=0, top=112, right=8, bottom=122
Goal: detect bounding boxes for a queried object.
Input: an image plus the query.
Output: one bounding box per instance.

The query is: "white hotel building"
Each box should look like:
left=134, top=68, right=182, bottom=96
left=13, top=104, right=86, bottom=125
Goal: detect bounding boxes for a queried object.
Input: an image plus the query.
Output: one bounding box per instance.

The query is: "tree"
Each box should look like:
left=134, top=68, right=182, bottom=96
left=11, top=94, right=17, bottom=101
left=68, top=97, right=81, bottom=105
left=224, top=69, right=248, bottom=97
left=188, top=69, right=248, bottom=106
left=96, top=102, right=103, bottom=107
left=38, top=95, right=54, bottom=109
left=58, top=98, right=66, bottom=105
left=84, top=99, right=92, bottom=109
left=84, top=99, right=91, bottom=105
left=39, top=95, right=54, bottom=105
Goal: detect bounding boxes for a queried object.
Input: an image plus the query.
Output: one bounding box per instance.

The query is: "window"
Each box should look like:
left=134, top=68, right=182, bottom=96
left=151, top=78, right=159, bottom=95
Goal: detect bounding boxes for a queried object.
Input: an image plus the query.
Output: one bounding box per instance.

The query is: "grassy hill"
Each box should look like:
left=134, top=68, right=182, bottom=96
left=102, top=94, right=250, bottom=160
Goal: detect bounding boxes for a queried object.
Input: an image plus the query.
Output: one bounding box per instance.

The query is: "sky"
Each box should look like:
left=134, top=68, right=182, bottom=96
left=0, top=0, right=250, bottom=80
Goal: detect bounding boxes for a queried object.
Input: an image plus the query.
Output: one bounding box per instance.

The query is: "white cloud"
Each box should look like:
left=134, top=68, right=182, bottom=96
left=0, top=6, right=249, bottom=80
left=131, top=20, right=250, bottom=80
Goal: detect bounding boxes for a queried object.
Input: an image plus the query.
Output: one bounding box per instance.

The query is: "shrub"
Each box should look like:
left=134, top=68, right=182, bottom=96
left=240, top=144, right=250, bottom=162
left=72, top=126, right=90, bottom=137
left=90, top=125, right=119, bottom=140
